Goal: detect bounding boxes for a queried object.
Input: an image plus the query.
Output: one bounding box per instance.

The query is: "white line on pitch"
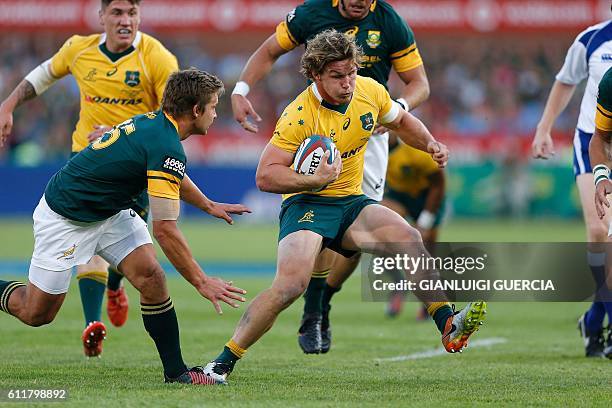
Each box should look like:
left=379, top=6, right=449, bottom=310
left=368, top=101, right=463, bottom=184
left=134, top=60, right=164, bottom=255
left=375, top=337, right=508, bottom=362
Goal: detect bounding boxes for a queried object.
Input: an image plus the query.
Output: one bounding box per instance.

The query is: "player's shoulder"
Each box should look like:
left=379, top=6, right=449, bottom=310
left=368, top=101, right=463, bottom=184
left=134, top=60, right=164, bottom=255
left=600, top=66, right=612, bottom=90
left=139, top=32, right=174, bottom=56
left=276, top=86, right=318, bottom=130
left=355, top=75, right=385, bottom=93
left=134, top=110, right=167, bottom=129
left=374, top=0, right=408, bottom=26
left=298, top=0, right=330, bottom=13
left=574, top=20, right=612, bottom=47
left=135, top=111, right=181, bottom=145
left=289, top=0, right=330, bottom=26
left=375, top=0, right=402, bottom=18
left=289, top=86, right=315, bottom=111
left=61, top=33, right=100, bottom=51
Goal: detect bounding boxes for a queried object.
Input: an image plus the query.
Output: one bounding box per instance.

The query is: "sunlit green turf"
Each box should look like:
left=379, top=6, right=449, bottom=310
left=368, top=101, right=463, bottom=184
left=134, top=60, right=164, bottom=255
left=0, top=218, right=610, bottom=407
left=0, top=217, right=587, bottom=261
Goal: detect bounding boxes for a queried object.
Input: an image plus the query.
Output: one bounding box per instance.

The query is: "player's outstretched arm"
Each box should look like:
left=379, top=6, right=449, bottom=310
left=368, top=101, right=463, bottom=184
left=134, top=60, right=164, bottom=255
left=532, top=80, right=576, bottom=159
left=589, top=128, right=612, bottom=219
left=255, top=143, right=341, bottom=193
left=180, top=174, right=251, bottom=225
left=232, top=35, right=289, bottom=133
left=385, top=110, right=448, bottom=168
left=149, top=195, right=247, bottom=314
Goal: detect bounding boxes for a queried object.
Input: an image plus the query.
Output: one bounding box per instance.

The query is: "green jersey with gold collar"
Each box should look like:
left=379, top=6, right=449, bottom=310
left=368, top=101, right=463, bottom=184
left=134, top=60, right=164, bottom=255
left=275, top=0, right=422, bottom=88
left=45, top=110, right=186, bottom=222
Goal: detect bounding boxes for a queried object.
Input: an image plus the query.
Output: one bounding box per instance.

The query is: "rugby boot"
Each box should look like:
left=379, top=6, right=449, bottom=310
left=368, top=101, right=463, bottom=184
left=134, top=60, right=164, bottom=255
left=202, top=361, right=233, bottom=384
left=442, top=301, right=487, bottom=353
left=577, top=314, right=605, bottom=358
left=165, top=366, right=226, bottom=385
left=385, top=291, right=404, bottom=318
left=604, top=325, right=612, bottom=359
left=298, top=313, right=322, bottom=354
left=107, top=286, right=129, bottom=327
left=82, top=321, right=107, bottom=358
left=321, top=304, right=332, bottom=354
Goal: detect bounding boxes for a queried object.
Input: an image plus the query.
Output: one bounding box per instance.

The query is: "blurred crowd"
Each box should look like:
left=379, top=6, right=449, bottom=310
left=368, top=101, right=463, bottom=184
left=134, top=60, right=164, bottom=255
left=0, top=31, right=583, bottom=165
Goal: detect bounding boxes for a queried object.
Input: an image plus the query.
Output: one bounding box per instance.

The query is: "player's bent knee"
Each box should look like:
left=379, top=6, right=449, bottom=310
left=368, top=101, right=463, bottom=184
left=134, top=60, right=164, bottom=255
left=271, top=282, right=307, bottom=309
left=585, top=219, right=609, bottom=242
left=134, top=263, right=165, bottom=289
left=382, top=223, right=423, bottom=247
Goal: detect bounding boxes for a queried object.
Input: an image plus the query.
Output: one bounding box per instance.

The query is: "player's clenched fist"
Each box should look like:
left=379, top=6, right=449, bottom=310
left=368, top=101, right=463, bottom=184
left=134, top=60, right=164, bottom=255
left=313, top=150, right=342, bottom=187
left=531, top=128, right=555, bottom=160
left=427, top=140, right=449, bottom=168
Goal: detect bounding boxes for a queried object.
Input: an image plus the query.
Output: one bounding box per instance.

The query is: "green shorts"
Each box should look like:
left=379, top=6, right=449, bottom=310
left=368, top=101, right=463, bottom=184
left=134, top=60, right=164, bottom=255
left=278, top=194, right=377, bottom=257
left=384, top=187, right=444, bottom=227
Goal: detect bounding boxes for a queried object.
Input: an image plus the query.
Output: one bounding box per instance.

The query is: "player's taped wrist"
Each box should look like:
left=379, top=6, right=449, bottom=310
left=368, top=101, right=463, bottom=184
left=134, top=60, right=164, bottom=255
left=232, top=81, right=250, bottom=97
left=396, top=97, right=410, bottom=112
left=593, top=164, right=610, bottom=187
left=416, top=210, right=435, bottom=230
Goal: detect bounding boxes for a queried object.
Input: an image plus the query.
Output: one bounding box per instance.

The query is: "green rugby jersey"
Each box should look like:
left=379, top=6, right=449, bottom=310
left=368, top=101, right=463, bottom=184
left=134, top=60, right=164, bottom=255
left=45, top=110, right=185, bottom=222
left=275, top=0, right=423, bottom=88
left=596, top=67, right=612, bottom=132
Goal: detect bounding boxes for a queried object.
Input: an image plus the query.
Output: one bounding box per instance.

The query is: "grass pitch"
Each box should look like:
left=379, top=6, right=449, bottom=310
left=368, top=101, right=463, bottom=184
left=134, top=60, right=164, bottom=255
left=0, top=218, right=610, bottom=407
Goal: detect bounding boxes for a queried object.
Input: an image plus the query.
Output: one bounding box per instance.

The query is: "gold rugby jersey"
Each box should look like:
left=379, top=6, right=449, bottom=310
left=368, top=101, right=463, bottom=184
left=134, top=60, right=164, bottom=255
left=271, top=75, right=398, bottom=199
left=49, top=31, right=178, bottom=152
left=386, top=143, right=439, bottom=197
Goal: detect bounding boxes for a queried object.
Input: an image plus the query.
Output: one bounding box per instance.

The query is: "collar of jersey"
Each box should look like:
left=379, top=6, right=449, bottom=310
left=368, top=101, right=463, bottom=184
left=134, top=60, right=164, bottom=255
left=332, top=0, right=377, bottom=13
left=163, top=111, right=180, bottom=134
left=310, top=83, right=351, bottom=115
left=98, top=31, right=142, bottom=63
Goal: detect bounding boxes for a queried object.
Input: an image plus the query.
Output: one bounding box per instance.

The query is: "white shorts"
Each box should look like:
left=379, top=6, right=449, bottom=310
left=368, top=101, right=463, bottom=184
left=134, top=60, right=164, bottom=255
left=28, top=196, right=152, bottom=294
left=361, top=131, right=389, bottom=201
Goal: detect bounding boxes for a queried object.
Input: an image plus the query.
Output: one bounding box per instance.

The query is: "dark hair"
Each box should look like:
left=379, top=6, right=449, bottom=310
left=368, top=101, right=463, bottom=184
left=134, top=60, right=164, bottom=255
left=101, top=0, right=141, bottom=8
left=161, top=69, right=225, bottom=118
left=300, top=29, right=363, bottom=80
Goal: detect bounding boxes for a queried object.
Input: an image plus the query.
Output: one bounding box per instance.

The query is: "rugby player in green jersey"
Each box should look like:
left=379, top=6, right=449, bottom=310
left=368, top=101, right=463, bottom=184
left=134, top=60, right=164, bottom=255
left=231, top=0, right=431, bottom=354
left=0, top=69, right=250, bottom=384
left=0, top=0, right=181, bottom=357
left=590, top=66, right=612, bottom=359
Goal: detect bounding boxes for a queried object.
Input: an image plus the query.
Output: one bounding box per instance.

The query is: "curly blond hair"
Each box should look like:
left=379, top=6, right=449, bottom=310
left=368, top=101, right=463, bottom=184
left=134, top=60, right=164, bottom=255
left=300, top=29, right=363, bottom=80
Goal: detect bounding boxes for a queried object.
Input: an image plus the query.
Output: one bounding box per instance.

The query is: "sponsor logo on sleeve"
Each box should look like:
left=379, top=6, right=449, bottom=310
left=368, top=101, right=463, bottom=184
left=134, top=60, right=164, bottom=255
left=162, top=155, right=186, bottom=178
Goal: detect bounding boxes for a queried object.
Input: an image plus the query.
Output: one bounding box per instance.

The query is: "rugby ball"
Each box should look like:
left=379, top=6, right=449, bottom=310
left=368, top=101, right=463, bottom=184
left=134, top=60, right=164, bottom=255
left=293, top=135, right=337, bottom=192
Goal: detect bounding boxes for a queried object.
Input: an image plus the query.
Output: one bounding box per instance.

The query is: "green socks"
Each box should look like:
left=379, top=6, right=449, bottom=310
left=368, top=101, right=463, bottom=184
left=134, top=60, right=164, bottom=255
left=78, top=278, right=105, bottom=326
left=141, top=298, right=187, bottom=378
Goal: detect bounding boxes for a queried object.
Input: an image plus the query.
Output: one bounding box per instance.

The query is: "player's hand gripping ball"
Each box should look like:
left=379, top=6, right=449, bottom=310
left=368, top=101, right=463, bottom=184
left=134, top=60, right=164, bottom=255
left=293, top=135, right=338, bottom=192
